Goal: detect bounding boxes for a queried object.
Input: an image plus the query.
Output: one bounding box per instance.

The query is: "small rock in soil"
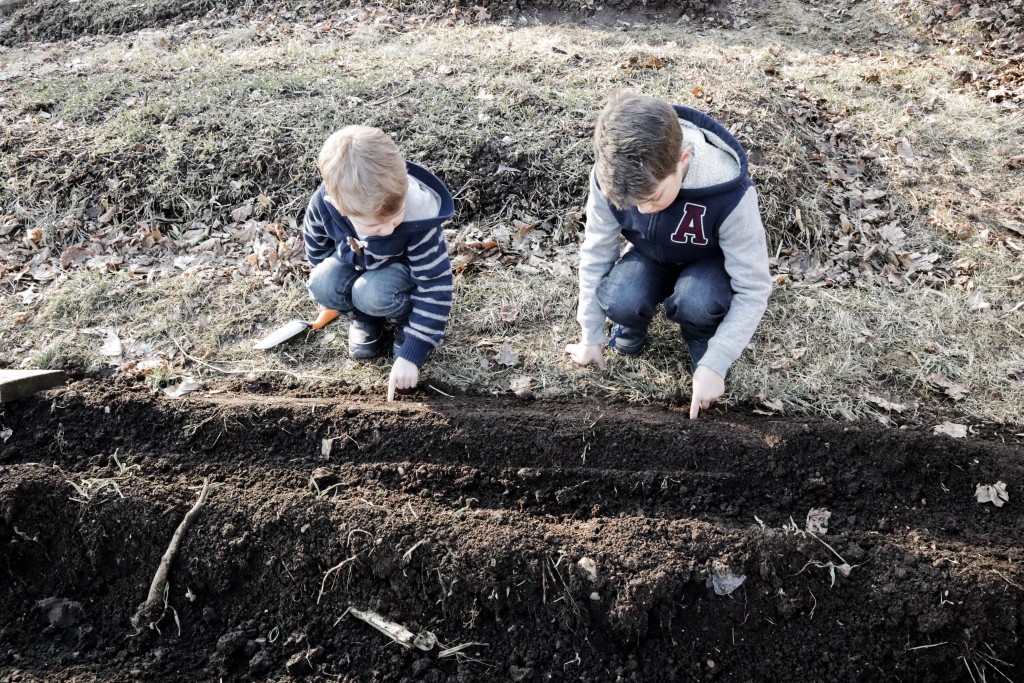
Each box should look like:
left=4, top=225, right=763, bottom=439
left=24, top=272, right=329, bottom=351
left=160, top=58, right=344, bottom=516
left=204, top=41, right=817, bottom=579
left=202, top=606, right=220, bottom=626
left=509, top=665, right=535, bottom=682
left=35, top=598, right=83, bottom=629
left=285, top=646, right=323, bottom=676
left=248, top=649, right=275, bottom=676
left=216, top=630, right=249, bottom=658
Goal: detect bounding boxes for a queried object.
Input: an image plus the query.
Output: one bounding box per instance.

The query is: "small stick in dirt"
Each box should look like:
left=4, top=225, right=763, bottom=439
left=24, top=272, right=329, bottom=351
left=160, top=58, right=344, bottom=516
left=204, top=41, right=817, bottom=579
left=131, top=478, right=212, bottom=633
left=805, top=529, right=848, bottom=565
left=344, top=607, right=437, bottom=651
left=427, top=384, right=453, bottom=397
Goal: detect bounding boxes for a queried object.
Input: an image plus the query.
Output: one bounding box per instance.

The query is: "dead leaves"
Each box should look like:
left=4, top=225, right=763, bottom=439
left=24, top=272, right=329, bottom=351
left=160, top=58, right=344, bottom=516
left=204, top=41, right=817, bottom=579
left=708, top=560, right=746, bottom=596
left=2, top=203, right=305, bottom=296
left=864, top=394, right=908, bottom=414
left=896, top=0, right=1024, bottom=110
left=164, top=377, right=202, bottom=398
left=495, top=342, right=518, bottom=367
left=975, top=481, right=1009, bottom=507
left=618, top=54, right=667, bottom=71
left=765, top=79, right=950, bottom=290
left=927, top=373, right=970, bottom=402
left=933, top=421, right=968, bottom=438
left=449, top=219, right=577, bottom=277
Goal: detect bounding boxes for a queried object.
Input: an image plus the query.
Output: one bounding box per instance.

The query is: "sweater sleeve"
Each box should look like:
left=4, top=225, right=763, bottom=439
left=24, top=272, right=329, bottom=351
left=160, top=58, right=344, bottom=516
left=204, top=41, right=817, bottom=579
left=576, top=169, right=623, bottom=345
left=698, top=186, right=772, bottom=378
left=302, top=187, right=336, bottom=268
left=397, top=227, right=453, bottom=367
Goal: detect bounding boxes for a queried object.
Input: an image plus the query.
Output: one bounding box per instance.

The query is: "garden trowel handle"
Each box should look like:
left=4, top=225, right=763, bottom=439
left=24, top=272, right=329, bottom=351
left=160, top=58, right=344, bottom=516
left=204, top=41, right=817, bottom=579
left=310, top=308, right=341, bottom=330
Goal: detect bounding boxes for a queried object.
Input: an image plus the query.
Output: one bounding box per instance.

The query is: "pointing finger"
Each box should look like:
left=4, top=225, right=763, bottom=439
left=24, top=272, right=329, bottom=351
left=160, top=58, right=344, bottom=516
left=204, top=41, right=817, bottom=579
left=690, top=393, right=700, bottom=420
left=387, top=374, right=396, bottom=402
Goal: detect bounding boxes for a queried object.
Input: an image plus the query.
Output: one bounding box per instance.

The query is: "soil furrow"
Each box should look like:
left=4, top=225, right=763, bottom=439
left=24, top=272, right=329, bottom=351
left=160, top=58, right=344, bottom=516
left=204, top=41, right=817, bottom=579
left=1, top=383, right=1022, bottom=681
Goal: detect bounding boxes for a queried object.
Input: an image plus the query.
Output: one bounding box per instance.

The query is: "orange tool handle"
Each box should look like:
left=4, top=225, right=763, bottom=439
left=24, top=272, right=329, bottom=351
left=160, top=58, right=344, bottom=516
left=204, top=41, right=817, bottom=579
left=310, top=308, right=341, bottom=330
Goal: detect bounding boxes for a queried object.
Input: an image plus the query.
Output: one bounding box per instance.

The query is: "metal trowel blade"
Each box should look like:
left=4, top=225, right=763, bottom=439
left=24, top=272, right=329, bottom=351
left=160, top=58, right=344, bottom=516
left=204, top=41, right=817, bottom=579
left=253, top=320, right=311, bottom=350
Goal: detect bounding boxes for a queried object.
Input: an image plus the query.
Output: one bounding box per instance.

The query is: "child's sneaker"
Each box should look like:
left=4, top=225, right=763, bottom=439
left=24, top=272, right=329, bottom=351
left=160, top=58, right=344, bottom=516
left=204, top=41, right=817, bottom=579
left=348, top=319, right=386, bottom=359
left=608, top=325, right=648, bottom=356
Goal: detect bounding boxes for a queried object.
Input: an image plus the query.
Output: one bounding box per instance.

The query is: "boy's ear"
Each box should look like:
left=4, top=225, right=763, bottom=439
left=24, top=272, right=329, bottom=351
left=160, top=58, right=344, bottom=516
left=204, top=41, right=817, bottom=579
left=680, top=146, right=693, bottom=164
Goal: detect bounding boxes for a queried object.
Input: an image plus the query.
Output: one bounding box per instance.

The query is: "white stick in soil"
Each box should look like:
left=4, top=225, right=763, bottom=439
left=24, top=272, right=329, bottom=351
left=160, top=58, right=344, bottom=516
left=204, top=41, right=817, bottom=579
left=345, top=607, right=437, bottom=651
left=131, top=478, right=212, bottom=633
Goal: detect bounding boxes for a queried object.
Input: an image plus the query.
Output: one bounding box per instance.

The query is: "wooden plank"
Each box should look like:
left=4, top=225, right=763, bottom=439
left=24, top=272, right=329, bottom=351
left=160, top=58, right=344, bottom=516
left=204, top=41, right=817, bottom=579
left=0, top=370, right=67, bottom=403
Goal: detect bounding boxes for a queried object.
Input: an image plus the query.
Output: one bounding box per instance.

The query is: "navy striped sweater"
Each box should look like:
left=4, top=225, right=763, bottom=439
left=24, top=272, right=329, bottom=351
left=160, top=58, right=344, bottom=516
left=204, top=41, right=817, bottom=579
left=302, top=162, right=455, bottom=367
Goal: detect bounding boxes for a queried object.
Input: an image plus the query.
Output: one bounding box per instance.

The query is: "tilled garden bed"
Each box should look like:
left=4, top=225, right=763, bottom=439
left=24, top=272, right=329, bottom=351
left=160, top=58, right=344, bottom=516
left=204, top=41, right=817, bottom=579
left=1, top=382, right=1021, bottom=681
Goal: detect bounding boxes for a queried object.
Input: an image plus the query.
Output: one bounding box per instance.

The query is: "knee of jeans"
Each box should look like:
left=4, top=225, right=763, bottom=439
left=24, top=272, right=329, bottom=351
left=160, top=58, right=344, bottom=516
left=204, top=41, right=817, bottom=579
left=307, top=270, right=335, bottom=307
left=597, top=285, right=648, bottom=328
left=351, top=276, right=394, bottom=317
left=666, top=294, right=730, bottom=326
left=307, top=263, right=352, bottom=311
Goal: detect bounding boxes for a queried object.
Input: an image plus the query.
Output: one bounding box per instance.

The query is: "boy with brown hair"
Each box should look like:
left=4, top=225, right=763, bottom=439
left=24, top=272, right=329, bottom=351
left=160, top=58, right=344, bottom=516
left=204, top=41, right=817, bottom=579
left=303, top=125, right=454, bottom=400
left=565, top=92, right=772, bottom=418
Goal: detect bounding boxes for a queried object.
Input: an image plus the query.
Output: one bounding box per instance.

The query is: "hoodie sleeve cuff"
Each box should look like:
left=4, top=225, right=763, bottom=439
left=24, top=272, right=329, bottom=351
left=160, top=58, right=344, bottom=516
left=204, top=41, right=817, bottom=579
left=397, top=337, right=434, bottom=368
left=580, top=321, right=608, bottom=346
left=696, top=341, right=737, bottom=380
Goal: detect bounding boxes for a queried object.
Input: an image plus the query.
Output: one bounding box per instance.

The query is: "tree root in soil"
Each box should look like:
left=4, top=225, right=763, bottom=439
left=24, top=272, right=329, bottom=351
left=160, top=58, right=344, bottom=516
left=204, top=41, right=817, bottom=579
left=131, top=477, right=212, bottom=634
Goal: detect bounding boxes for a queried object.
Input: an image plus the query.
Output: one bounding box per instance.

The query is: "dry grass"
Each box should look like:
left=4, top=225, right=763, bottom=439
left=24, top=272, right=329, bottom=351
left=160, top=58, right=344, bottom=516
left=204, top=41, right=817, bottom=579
left=2, top=0, right=1023, bottom=426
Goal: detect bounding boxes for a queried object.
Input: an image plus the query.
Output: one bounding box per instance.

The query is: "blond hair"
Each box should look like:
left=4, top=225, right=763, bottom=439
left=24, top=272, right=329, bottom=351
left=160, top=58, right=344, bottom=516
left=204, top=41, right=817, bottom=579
left=318, top=125, right=408, bottom=219
left=593, top=91, right=682, bottom=209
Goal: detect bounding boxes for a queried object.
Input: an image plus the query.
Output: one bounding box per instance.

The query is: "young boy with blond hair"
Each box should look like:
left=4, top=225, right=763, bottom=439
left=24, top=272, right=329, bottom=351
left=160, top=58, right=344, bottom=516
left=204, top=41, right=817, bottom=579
left=303, top=125, right=454, bottom=400
left=565, top=92, right=772, bottom=419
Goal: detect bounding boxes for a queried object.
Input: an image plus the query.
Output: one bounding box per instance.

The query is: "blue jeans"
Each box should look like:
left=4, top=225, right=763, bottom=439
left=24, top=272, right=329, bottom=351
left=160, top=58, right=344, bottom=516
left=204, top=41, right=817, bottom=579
left=596, top=250, right=733, bottom=370
left=307, top=257, right=414, bottom=324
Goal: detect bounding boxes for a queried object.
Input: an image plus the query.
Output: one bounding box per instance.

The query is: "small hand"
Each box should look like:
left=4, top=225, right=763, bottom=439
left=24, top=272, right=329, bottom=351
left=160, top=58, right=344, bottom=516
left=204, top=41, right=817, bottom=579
left=689, top=365, right=725, bottom=419
left=564, top=343, right=608, bottom=370
left=387, top=357, right=419, bottom=402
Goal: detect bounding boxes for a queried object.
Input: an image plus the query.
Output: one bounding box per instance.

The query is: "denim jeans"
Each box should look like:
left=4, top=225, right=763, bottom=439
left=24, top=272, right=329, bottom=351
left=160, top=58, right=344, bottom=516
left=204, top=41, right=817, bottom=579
left=596, top=249, right=733, bottom=370
left=307, top=257, right=414, bottom=324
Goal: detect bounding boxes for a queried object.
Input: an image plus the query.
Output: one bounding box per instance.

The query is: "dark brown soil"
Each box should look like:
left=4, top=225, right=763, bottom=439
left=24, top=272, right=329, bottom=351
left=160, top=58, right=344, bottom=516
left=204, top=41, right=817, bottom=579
left=1, top=380, right=1022, bottom=682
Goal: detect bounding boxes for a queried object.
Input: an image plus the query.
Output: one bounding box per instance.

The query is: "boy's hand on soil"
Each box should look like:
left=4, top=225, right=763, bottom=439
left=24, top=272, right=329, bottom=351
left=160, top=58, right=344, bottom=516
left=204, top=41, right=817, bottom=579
left=689, top=365, right=724, bottom=419
left=564, top=343, right=607, bottom=369
left=387, top=357, right=419, bottom=402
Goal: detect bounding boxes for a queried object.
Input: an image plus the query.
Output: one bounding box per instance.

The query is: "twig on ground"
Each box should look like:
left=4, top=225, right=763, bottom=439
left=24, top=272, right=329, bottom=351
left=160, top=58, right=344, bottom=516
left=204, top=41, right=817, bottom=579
left=345, top=606, right=437, bottom=650
left=427, top=384, right=454, bottom=397
left=131, top=478, right=212, bottom=633
left=806, top=529, right=848, bottom=565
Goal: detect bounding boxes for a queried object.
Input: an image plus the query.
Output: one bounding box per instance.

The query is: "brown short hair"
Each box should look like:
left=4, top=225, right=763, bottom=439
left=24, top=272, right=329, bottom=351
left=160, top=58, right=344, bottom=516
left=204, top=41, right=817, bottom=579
left=318, top=125, right=408, bottom=219
left=593, top=92, right=682, bottom=209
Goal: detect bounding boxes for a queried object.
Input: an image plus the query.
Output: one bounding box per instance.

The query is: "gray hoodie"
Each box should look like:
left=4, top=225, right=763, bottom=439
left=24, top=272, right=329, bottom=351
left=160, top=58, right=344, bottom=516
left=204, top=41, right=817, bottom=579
left=576, top=106, right=772, bottom=378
